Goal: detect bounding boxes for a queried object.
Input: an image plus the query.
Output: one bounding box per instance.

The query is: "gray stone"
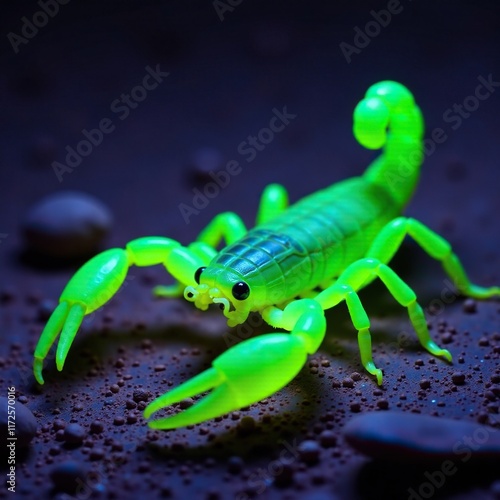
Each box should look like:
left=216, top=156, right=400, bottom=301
left=23, top=191, right=112, bottom=258
left=0, top=396, right=37, bottom=447
left=343, top=411, right=500, bottom=463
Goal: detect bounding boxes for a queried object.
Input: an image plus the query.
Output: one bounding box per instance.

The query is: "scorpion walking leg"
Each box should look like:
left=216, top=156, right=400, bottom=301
left=315, top=258, right=452, bottom=385
left=195, top=183, right=289, bottom=246
left=144, top=299, right=325, bottom=429
left=154, top=212, right=246, bottom=297
left=34, top=237, right=208, bottom=384
left=195, top=211, right=247, bottom=247
left=366, top=217, right=500, bottom=299
left=256, top=183, right=289, bottom=225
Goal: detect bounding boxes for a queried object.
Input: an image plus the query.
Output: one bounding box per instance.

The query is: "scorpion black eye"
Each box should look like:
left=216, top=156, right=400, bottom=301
left=232, top=281, right=250, bottom=301
left=194, top=267, right=206, bottom=284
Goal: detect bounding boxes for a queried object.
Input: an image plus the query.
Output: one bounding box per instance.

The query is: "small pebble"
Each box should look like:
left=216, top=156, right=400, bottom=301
left=126, top=413, right=138, bottom=424
left=90, top=421, right=104, bottom=434
left=451, top=372, right=466, bottom=386
left=0, top=397, right=37, bottom=446
left=132, top=389, right=149, bottom=403
left=23, top=191, right=112, bottom=259
left=298, top=440, right=321, bottom=465
left=114, top=416, right=125, bottom=426
left=342, top=377, right=354, bottom=388
left=419, top=379, right=431, bottom=390
left=376, top=399, right=389, bottom=410
left=485, top=391, right=496, bottom=402
left=177, top=398, right=194, bottom=410
left=50, top=460, right=89, bottom=493
left=125, top=400, right=137, bottom=410
left=350, top=402, right=361, bottom=413
left=441, top=332, right=453, bottom=344
left=63, top=423, right=86, bottom=445
left=53, top=419, right=66, bottom=431
left=319, top=430, right=337, bottom=448
left=462, top=298, right=477, bottom=314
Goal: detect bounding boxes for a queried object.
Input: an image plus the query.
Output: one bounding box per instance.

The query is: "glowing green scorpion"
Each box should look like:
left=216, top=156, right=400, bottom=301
left=34, top=81, right=500, bottom=430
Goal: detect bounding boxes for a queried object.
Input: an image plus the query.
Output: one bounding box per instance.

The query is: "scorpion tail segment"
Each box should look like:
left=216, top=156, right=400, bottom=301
left=354, top=81, right=419, bottom=150
left=365, top=80, right=424, bottom=141
left=144, top=333, right=310, bottom=430
left=355, top=81, right=424, bottom=208
left=353, top=96, right=390, bottom=150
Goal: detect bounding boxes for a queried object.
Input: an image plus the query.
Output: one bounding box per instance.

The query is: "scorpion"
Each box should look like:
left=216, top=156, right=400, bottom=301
left=33, top=81, right=500, bottom=430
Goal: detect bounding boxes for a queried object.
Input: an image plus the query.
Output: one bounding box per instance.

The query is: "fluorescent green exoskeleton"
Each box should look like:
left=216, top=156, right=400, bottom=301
left=33, top=81, right=500, bottom=430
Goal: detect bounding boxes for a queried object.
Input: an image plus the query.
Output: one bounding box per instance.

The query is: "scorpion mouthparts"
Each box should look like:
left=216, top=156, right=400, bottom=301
left=213, top=297, right=231, bottom=313
left=184, top=285, right=234, bottom=314
left=183, top=285, right=199, bottom=301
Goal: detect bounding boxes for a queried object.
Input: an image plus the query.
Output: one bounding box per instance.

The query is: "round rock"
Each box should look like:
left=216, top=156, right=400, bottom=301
left=343, top=411, right=500, bottom=463
left=23, top=191, right=112, bottom=259
left=50, top=460, right=89, bottom=493
left=0, top=396, right=37, bottom=447
left=63, top=423, right=86, bottom=445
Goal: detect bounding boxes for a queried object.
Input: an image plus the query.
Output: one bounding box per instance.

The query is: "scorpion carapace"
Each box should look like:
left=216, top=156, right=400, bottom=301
left=34, top=81, right=500, bottom=429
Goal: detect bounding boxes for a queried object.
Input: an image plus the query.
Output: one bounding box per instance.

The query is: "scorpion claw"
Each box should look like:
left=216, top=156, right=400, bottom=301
left=144, top=368, right=226, bottom=428
left=32, top=301, right=86, bottom=384
left=144, top=333, right=308, bottom=430
left=146, top=376, right=237, bottom=430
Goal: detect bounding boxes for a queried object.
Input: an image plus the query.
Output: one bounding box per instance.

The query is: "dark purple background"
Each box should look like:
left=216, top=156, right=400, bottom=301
left=1, top=1, right=500, bottom=499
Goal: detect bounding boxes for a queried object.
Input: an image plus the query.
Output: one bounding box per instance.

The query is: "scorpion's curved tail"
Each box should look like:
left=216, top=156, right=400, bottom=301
left=354, top=81, right=424, bottom=208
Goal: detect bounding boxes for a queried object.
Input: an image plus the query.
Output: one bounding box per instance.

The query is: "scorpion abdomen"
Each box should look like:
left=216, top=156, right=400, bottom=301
left=216, top=177, right=398, bottom=307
